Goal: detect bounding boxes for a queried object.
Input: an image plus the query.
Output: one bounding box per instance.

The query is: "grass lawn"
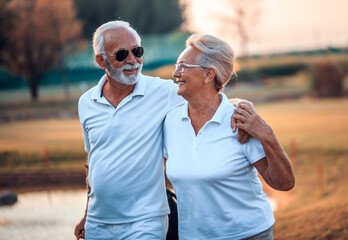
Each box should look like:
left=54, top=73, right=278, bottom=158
left=0, top=98, right=347, bottom=239
left=255, top=98, right=348, bottom=239
left=0, top=119, right=86, bottom=172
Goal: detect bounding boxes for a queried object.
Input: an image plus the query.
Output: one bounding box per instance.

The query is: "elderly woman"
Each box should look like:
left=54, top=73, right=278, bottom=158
left=163, top=34, right=295, bottom=240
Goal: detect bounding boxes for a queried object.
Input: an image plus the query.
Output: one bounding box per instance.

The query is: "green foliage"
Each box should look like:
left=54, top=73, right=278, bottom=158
left=0, top=67, right=24, bottom=89
left=236, top=63, right=307, bottom=81
left=117, top=0, right=185, bottom=35
left=73, top=0, right=185, bottom=38
left=73, top=0, right=119, bottom=39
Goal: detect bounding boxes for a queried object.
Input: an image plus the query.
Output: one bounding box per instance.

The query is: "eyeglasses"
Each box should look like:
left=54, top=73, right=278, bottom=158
left=175, top=63, right=204, bottom=73
left=103, top=46, right=144, bottom=62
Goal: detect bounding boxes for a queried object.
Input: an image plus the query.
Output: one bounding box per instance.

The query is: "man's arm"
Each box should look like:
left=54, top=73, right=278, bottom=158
left=232, top=102, right=295, bottom=191
left=74, top=163, right=90, bottom=239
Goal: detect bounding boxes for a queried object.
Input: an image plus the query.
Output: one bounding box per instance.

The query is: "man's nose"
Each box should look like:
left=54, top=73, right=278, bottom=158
left=125, top=51, right=137, bottom=64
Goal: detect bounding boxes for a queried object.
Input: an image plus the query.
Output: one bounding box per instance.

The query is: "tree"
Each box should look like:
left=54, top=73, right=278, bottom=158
left=73, top=0, right=185, bottom=38
left=311, top=62, right=344, bottom=98
left=117, top=0, right=185, bottom=35
left=217, top=0, right=263, bottom=57
left=0, top=0, right=15, bottom=63
left=73, top=0, right=119, bottom=39
left=1, top=0, right=82, bottom=101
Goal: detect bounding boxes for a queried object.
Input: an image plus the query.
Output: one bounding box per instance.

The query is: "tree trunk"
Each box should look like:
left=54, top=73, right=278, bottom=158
left=28, top=76, right=40, bottom=102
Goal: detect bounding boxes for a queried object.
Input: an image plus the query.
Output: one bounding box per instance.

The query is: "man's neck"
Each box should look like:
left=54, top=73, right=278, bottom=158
left=102, top=75, right=136, bottom=108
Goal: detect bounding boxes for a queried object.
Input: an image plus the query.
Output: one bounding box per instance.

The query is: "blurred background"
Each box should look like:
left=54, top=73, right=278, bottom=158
left=0, top=0, right=347, bottom=239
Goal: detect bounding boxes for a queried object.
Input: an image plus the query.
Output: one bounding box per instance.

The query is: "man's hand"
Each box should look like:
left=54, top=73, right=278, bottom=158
left=230, top=99, right=253, bottom=144
left=74, top=215, right=86, bottom=239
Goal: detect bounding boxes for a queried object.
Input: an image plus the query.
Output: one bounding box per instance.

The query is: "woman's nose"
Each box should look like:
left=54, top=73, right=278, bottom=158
left=172, top=68, right=181, bottom=78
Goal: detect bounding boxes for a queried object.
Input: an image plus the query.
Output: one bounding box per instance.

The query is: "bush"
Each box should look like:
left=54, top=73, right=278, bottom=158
left=310, top=62, right=345, bottom=98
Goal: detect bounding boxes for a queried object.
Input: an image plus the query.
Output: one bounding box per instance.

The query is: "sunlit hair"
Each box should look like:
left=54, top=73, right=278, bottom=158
left=92, top=20, right=141, bottom=55
left=186, top=34, right=235, bottom=92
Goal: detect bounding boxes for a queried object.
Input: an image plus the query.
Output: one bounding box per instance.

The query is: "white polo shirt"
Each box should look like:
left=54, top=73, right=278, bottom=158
left=78, top=74, right=184, bottom=224
left=163, top=93, right=274, bottom=240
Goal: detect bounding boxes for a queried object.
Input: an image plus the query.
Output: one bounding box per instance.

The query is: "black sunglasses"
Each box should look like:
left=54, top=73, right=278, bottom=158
left=112, top=47, right=144, bottom=62
left=102, top=47, right=144, bottom=62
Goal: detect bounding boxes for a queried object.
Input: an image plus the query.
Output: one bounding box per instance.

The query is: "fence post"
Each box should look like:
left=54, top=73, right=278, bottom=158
left=317, top=160, right=324, bottom=194
left=290, top=138, right=297, bottom=163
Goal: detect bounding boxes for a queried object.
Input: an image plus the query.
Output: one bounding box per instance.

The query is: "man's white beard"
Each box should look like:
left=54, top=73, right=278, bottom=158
left=105, top=58, right=142, bottom=85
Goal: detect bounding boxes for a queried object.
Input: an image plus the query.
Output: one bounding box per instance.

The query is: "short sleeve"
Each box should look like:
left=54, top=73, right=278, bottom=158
left=165, top=81, right=185, bottom=111
left=81, top=125, right=90, bottom=153
left=241, top=137, right=266, bottom=164
left=162, top=122, right=168, bottom=159
left=78, top=97, right=90, bottom=153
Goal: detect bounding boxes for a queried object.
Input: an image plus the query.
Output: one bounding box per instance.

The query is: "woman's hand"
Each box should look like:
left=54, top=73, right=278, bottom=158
left=230, top=99, right=254, bottom=144
left=232, top=101, right=272, bottom=141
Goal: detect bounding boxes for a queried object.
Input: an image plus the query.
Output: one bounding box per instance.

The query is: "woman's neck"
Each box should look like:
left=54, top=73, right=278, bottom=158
left=187, top=92, right=222, bottom=135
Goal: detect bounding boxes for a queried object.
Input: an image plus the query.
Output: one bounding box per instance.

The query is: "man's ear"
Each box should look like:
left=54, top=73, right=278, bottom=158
left=95, top=55, right=106, bottom=69
left=203, top=67, right=216, bottom=84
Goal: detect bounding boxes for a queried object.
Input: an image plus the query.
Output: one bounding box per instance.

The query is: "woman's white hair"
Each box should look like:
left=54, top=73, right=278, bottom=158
left=92, top=20, right=141, bottom=55
left=186, top=34, right=235, bottom=91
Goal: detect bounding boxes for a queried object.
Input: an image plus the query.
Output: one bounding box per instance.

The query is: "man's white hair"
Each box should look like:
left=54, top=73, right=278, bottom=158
left=92, top=20, right=141, bottom=55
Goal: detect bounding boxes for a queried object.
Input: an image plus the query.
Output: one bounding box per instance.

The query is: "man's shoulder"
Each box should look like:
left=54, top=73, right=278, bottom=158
left=166, top=103, right=185, bottom=120
left=78, top=85, right=97, bottom=104
left=142, top=74, right=177, bottom=91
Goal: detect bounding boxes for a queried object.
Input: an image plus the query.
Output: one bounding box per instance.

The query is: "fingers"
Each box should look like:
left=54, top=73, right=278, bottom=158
left=240, top=131, right=252, bottom=144
left=237, top=128, right=246, bottom=143
left=232, top=112, right=247, bottom=123
left=238, top=103, right=254, bottom=115
left=234, top=107, right=251, bottom=118
left=74, top=226, right=85, bottom=239
left=231, top=116, right=237, bottom=132
left=79, top=229, right=85, bottom=239
left=228, top=98, right=243, bottom=106
left=237, top=100, right=253, bottom=108
left=74, top=227, right=81, bottom=239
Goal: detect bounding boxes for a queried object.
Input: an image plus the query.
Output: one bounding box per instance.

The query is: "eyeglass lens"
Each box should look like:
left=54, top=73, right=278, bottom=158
left=175, top=64, right=184, bottom=72
left=115, top=47, right=144, bottom=62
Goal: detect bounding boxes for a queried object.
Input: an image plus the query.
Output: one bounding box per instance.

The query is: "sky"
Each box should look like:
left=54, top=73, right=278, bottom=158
left=182, top=0, right=348, bottom=55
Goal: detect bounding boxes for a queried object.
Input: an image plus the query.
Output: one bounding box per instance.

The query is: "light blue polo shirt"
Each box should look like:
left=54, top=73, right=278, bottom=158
left=78, top=74, right=184, bottom=224
left=163, top=93, right=275, bottom=240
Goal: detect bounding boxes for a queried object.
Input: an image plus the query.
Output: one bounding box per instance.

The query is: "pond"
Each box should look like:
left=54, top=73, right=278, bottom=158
left=0, top=189, right=278, bottom=239
left=0, top=189, right=86, bottom=240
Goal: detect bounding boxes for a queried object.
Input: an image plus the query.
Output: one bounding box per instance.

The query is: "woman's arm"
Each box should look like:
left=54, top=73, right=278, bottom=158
left=232, top=102, right=295, bottom=191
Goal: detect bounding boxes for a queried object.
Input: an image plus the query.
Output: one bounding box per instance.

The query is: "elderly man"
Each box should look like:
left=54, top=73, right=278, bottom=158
left=74, top=20, right=251, bottom=240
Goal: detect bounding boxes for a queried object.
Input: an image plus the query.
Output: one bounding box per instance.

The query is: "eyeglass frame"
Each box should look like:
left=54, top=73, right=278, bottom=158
left=101, top=46, right=144, bottom=62
left=175, top=63, right=205, bottom=73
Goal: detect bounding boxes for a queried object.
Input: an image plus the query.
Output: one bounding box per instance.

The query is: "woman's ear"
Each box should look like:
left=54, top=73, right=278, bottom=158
left=95, top=55, right=106, bottom=69
left=203, top=67, right=216, bottom=84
